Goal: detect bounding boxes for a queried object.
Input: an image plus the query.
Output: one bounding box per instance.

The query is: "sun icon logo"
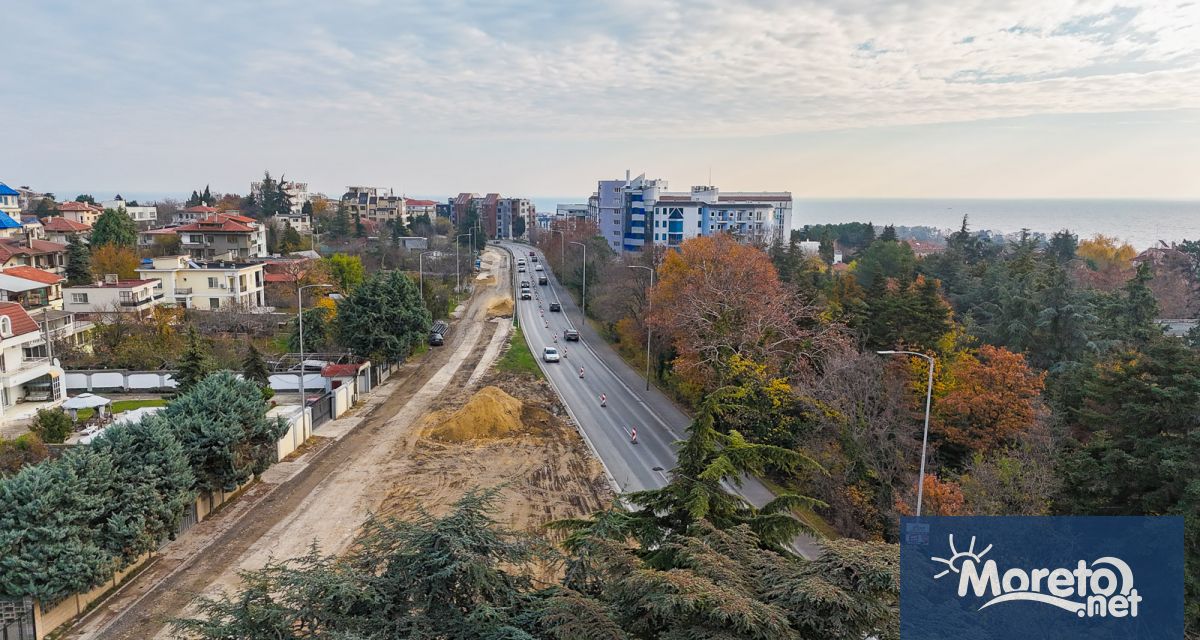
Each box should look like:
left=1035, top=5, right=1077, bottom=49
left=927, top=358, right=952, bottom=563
left=931, top=534, right=993, bottom=580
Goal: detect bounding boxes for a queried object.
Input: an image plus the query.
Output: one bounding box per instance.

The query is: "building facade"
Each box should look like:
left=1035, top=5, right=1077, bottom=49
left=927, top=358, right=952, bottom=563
left=0, top=267, right=64, bottom=310
left=137, top=255, right=266, bottom=310
left=342, top=186, right=407, bottom=225
left=0, top=183, right=20, bottom=217
left=101, top=196, right=157, bottom=225
left=174, top=213, right=267, bottom=260
left=57, top=201, right=104, bottom=226
left=593, top=172, right=792, bottom=253
left=0, top=237, right=68, bottom=274
left=62, top=277, right=165, bottom=319
left=0, top=302, right=64, bottom=416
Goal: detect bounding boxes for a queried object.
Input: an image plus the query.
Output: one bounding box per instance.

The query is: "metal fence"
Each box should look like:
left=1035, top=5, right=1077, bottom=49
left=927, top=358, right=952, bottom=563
left=309, top=391, right=334, bottom=429
left=0, top=598, right=34, bottom=640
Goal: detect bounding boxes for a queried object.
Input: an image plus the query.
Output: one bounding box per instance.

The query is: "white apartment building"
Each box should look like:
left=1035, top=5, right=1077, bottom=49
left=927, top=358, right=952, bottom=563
left=101, top=196, right=158, bottom=225
left=62, top=277, right=165, bottom=319
left=137, top=255, right=266, bottom=310
left=251, top=179, right=310, bottom=215
left=0, top=302, right=64, bottom=418
left=594, top=172, right=793, bottom=253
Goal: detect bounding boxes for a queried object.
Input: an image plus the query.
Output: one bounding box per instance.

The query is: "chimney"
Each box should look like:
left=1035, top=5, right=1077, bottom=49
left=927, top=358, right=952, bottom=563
left=25, top=230, right=33, bottom=248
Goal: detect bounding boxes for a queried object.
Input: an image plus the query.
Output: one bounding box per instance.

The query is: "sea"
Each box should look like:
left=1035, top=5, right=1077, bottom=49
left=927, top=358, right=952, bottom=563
left=533, top=197, right=1200, bottom=250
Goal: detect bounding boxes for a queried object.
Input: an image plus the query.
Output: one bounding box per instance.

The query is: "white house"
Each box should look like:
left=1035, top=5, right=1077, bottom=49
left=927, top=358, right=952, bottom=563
left=137, top=255, right=266, bottom=310
left=0, top=302, right=64, bottom=420
left=101, top=195, right=158, bottom=225
left=62, top=277, right=166, bottom=319
left=0, top=182, right=20, bottom=217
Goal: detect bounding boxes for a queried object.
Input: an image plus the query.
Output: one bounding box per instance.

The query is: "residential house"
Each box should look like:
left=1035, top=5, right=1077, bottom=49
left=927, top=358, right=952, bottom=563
left=41, top=217, right=92, bottom=245
left=253, top=179, right=312, bottom=232
left=0, top=302, right=64, bottom=418
left=0, top=182, right=19, bottom=217
left=0, top=267, right=64, bottom=310
left=57, top=201, right=104, bottom=226
left=20, top=216, right=45, bottom=240
left=137, top=226, right=179, bottom=252
left=172, top=205, right=219, bottom=225
left=175, top=213, right=267, bottom=259
left=0, top=211, right=23, bottom=239
left=403, top=198, right=437, bottom=220
left=0, top=237, right=68, bottom=274
left=342, top=186, right=407, bottom=225
left=101, top=195, right=158, bottom=226
left=261, top=257, right=314, bottom=308
left=137, top=255, right=266, bottom=310
left=29, top=308, right=93, bottom=350
left=62, top=276, right=165, bottom=319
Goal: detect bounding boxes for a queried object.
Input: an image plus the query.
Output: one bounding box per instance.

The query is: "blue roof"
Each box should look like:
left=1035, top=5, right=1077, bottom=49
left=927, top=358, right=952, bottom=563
left=0, top=211, right=22, bottom=229
left=0, top=183, right=19, bottom=197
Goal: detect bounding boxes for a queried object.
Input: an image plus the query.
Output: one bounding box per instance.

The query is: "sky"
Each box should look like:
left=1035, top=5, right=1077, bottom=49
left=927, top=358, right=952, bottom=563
left=2, top=0, right=1200, bottom=200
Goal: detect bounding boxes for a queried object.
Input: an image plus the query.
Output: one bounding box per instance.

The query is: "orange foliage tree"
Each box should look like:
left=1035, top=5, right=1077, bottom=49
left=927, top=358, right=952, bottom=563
left=90, top=244, right=140, bottom=281
left=648, top=234, right=847, bottom=393
left=933, top=345, right=1046, bottom=465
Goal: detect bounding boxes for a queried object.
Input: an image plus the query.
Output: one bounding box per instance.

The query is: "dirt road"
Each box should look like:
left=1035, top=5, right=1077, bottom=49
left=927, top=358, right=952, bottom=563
left=68, top=247, right=609, bottom=639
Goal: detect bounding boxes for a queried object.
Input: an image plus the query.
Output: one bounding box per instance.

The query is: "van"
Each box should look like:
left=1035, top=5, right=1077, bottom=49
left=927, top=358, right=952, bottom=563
left=429, top=320, right=450, bottom=346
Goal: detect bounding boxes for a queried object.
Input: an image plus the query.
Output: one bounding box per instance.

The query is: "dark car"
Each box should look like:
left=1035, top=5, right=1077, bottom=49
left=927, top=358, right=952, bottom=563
left=564, top=329, right=579, bottom=341
left=529, top=251, right=535, bottom=257
left=429, top=320, right=450, bottom=346
left=549, top=302, right=561, bottom=312
left=538, top=275, right=547, bottom=285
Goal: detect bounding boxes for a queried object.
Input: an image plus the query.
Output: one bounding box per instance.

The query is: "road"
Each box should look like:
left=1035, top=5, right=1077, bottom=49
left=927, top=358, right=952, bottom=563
left=498, top=242, right=821, bottom=559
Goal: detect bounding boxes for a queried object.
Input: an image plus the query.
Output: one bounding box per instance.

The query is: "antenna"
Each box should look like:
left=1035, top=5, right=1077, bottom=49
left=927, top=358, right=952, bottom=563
left=708, top=166, right=712, bottom=186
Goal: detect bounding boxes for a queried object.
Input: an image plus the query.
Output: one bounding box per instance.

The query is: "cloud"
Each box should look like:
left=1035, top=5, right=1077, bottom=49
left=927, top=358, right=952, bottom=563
left=2, top=0, right=1199, bottom=142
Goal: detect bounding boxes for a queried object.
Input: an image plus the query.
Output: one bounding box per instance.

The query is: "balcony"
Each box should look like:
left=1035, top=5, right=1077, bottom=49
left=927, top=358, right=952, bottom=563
left=119, top=293, right=164, bottom=307
left=175, top=287, right=193, bottom=295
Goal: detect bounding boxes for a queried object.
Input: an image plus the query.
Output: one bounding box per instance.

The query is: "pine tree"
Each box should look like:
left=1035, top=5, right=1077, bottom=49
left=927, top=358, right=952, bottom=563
left=353, top=211, right=365, bottom=237
left=202, top=185, right=215, bottom=207
left=241, top=344, right=270, bottom=387
left=174, top=327, right=213, bottom=394
left=879, top=225, right=898, bottom=242
left=335, top=270, right=431, bottom=362
left=90, top=208, right=138, bottom=248
left=330, top=203, right=351, bottom=238
left=818, top=228, right=835, bottom=265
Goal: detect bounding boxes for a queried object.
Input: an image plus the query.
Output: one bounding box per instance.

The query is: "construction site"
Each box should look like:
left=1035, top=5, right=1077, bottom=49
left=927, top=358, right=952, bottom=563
left=65, top=246, right=612, bottom=640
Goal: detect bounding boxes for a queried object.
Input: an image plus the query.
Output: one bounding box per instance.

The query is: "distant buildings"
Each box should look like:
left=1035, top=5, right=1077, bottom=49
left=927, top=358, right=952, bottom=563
left=172, top=205, right=219, bottom=226
left=101, top=195, right=157, bottom=226
left=253, top=179, right=311, bottom=232
left=593, top=171, right=793, bottom=253
left=57, top=201, right=104, bottom=226
left=403, top=198, right=438, bottom=220
left=342, top=186, right=407, bottom=225
left=449, top=192, right=531, bottom=239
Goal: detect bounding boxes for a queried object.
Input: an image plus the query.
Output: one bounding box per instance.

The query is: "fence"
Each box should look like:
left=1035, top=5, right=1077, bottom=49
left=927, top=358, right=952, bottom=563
left=309, top=391, right=334, bottom=428
left=0, top=598, right=34, bottom=640
left=64, top=370, right=177, bottom=393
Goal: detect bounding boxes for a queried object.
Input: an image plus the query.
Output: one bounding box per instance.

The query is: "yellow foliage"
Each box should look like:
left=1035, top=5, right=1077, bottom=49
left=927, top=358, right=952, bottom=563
left=1077, top=234, right=1136, bottom=270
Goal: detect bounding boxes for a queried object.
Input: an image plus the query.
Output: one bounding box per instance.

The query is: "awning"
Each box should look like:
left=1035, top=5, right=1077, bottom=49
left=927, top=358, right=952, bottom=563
left=0, top=273, right=46, bottom=293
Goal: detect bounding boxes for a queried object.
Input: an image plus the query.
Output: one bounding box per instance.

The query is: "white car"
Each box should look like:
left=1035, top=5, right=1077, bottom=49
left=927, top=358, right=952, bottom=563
left=535, top=264, right=544, bottom=271
left=542, top=346, right=560, bottom=362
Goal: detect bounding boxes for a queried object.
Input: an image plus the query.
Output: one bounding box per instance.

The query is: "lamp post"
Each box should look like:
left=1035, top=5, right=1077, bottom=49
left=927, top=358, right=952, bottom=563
left=627, top=265, right=655, bottom=391
left=570, top=240, right=587, bottom=320
left=419, top=250, right=438, bottom=298
left=455, top=233, right=471, bottom=291
left=877, top=349, right=936, bottom=517
left=297, top=283, right=333, bottom=404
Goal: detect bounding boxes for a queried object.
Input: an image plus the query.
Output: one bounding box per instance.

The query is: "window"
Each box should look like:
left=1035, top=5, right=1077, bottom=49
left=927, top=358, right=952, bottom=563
left=0, top=316, right=10, bottom=337
left=71, top=293, right=88, bottom=304
left=207, top=277, right=219, bottom=288
left=209, top=298, right=220, bottom=310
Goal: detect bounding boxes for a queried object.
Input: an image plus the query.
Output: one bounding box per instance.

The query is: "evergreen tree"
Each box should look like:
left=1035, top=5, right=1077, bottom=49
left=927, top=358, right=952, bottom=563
left=353, top=211, right=365, bottom=237
left=288, top=307, right=331, bottom=353
left=174, top=327, right=213, bottom=394
left=90, top=208, right=138, bottom=248
left=241, top=344, right=270, bottom=387
left=202, top=185, right=215, bottom=207
left=335, top=270, right=431, bottom=362
left=818, top=228, right=835, bottom=265
left=879, top=224, right=897, bottom=242
left=281, top=226, right=302, bottom=253
left=330, top=203, right=351, bottom=238
left=74, top=194, right=96, bottom=204
left=301, top=200, right=313, bottom=217
left=1047, top=229, right=1078, bottom=264
left=187, top=190, right=201, bottom=207
left=166, top=372, right=288, bottom=493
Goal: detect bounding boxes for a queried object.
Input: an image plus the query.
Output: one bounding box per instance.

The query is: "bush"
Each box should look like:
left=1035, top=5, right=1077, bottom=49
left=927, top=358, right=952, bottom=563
left=0, top=434, right=49, bottom=477
left=31, top=408, right=73, bottom=444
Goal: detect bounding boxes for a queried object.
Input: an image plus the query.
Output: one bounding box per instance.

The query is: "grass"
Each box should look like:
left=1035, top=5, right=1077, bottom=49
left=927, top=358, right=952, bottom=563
left=495, top=326, right=544, bottom=379
left=74, top=398, right=168, bottom=423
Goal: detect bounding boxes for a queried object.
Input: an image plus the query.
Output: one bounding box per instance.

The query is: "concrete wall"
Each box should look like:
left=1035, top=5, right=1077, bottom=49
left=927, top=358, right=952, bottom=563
left=65, top=370, right=178, bottom=392
left=272, top=405, right=312, bottom=460
left=32, top=552, right=153, bottom=638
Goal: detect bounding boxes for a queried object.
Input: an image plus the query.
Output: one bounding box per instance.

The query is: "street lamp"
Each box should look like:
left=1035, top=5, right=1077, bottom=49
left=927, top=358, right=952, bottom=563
left=419, top=250, right=438, bottom=298
left=297, top=283, right=333, bottom=404
left=455, top=233, right=471, bottom=291
left=627, top=265, right=655, bottom=391
left=570, top=240, right=587, bottom=320
left=877, top=349, right=936, bottom=517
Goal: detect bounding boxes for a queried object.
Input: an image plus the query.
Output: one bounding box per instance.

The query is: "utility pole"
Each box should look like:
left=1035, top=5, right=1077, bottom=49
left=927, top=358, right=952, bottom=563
left=877, top=350, right=936, bottom=517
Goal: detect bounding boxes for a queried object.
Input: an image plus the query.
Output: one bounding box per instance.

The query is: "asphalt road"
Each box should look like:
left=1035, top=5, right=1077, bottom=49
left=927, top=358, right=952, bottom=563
left=499, top=242, right=821, bottom=559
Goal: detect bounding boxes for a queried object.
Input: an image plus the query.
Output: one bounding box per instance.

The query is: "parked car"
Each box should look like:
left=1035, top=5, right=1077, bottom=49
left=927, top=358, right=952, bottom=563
left=542, top=346, right=560, bottom=362
left=429, top=320, right=450, bottom=346
left=538, top=275, right=548, bottom=285
left=549, top=302, right=561, bottom=312
left=564, top=329, right=579, bottom=341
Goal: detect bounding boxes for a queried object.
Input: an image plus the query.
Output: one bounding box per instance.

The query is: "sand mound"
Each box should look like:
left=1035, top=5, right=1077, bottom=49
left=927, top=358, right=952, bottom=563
left=486, top=297, right=514, bottom=318
left=423, top=386, right=538, bottom=442
left=476, top=273, right=496, bottom=286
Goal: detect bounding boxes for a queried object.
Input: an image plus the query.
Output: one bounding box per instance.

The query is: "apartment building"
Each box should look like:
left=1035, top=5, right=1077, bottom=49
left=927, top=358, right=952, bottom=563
left=175, top=213, right=268, bottom=260
left=58, top=201, right=104, bottom=226
left=137, top=255, right=265, bottom=310
left=449, top=193, right=530, bottom=239
left=342, top=186, right=407, bottom=225
left=62, top=277, right=165, bottom=319
left=594, top=172, right=792, bottom=253
left=497, top=197, right=531, bottom=239
left=0, top=183, right=19, bottom=217
left=0, top=237, right=68, bottom=274
left=101, top=195, right=157, bottom=225
left=0, top=267, right=64, bottom=310
left=0, top=302, right=64, bottom=416
left=404, top=198, right=438, bottom=219
left=172, top=204, right=219, bottom=225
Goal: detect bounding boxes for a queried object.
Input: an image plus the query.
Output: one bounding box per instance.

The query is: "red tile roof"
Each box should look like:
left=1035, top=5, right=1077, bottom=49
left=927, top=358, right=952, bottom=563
left=175, top=217, right=257, bottom=233
left=0, top=301, right=40, bottom=337
left=1, top=266, right=64, bottom=285
left=322, top=363, right=363, bottom=377
left=404, top=198, right=438, bottom=206
left=0, top=238, right=68, bottom=262
left=183, top=205, right=219, bottom=214
left=263, top=272, right=296, bottom=283
left=141, top=227, right=179, bottom=235
left=41, top=217, right=92, bottom=232
left=58, top=201, right=103, bottom=212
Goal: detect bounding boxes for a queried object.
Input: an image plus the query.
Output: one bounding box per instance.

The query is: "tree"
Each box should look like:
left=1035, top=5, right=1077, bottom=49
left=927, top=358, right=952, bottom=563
left=89, top=244, right=139, bottom=281
left=90, top=208, right=138, bottom=248
left=321, top=253, right=365, bottom=293
left=174, top=327, right=213, bottom=394
left=933, top=345, right=1046, bottom=467
left=166, top=371, right=287, bottom=493
left=255, top=170, right=290, bottom=219
left=241, top=343, right=270, bottom=387
left=31, top=408, right=73, bottom=444
left=330, top=202, right=351, bottom=238
left=512, top=214, right=526, bottom=238
left=0, top=434, right=49, bottom=477
left=628, top=388, right=824, bottom=549
left=65, top=235, right=92, bottom=286
left=818, top=228, right=835, bottom=264
left=288, top=306, right=332, bottom=353
left=353, top=211, right=365, bottom=237
left=202, top=185, right=215, bottom=207
left=74, top=194, right=96, bottom=204
left=862, top=274, right=954, bottom=353
left=336, top=270, right=431, bottom=362
left=33, top=197, right=57, bottom=218
left=879, top=225, right=897, bottom=242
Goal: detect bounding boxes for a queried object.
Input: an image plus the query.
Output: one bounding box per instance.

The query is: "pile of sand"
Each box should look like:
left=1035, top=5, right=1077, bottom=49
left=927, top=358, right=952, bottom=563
left=423, top=386, right=535, bottom=442
left=486, top=297, right=514, bottom=318
left=476, top=273, right=496, bottom=286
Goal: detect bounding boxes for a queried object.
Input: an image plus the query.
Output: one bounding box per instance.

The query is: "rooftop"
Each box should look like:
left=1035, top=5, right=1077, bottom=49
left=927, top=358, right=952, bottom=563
left=0, top=183, right=20, bottom=197
left=41, top=217, right=92, bottom=232
left=65, top=279, right=160, bottom=289
left=58, top=201, right=103, bottom=212
left=0, top=301, right=40, bottom=337
left=1, top=266, right=64, bottom=285
left=0, top=212, right=22, bottom=229
left=176, top=216, right=257, bottom=233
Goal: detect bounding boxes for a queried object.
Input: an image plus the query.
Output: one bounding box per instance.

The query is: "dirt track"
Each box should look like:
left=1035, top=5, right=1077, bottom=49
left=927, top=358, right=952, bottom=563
left=67, top=247, right=609, bottom=639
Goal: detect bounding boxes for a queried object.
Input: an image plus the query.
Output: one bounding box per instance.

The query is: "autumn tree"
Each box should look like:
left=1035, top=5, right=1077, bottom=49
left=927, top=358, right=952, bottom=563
left=933, top=345, right=1046, bottom=467
left=321, top=253, right=365, bottom=293
left=649, top=233, right=846, bottom=394
left=896, top=475, right=964, bottom=516
left=1073, top=233, right=1136, bottom=291
left=0, top=434, right=49, bottom=477
left=90, top=244, right=139, bottom=281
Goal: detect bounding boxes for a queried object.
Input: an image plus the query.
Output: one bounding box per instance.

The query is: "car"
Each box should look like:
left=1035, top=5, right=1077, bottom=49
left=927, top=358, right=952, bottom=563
left=542, top=346, right=560, bottom=362
left=529, top=251, right=535, bottom=257
left=538, top=275, right=548, bottom=285
left=520, top=290, right=531, bottom=300
left=429, top=320, right=450, bottom=346
left=520, top=280, right=530, bottom=288
left=564, top=329, right=579, bottom=341
left=535, top=264, right=544, bottom=271
left=531, top=255, right=538, bottom=262
left=518, top=265, right=526, bottom=272
left=549, top=302, right=561, bottom=312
